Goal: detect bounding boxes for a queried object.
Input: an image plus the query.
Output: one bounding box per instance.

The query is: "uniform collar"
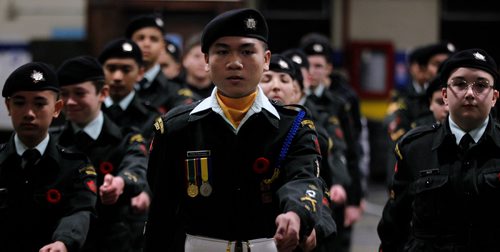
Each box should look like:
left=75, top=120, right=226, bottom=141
left=104, top=90, right=136, bottom=111
left=449, top=115, right=488, bottom=145
left=142, top=64, right=161, bottom=89
left=71, top=111, right=104, bottom=140
left=14, top=133, right=50, bottom=156
left=190, top=86, right=280, bottom=132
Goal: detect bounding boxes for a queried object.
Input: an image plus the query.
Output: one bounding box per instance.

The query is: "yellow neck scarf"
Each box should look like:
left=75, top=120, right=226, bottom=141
left=216, top=90, right=258, bottom=128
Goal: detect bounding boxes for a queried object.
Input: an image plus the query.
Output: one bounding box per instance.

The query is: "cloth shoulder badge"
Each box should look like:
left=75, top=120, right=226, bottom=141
left=154, top=116, right=164, bottom=134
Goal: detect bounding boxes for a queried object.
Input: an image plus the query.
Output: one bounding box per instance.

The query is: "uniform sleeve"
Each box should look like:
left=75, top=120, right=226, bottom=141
left=144, top=119, right=181, bottom=252
left=52, top=158, right=97, bottom=251
left=377, top=142, right=413, bottom=252
left=117, top=132, right=148, bottom=198
left=276, top=117, right=326, bottom=239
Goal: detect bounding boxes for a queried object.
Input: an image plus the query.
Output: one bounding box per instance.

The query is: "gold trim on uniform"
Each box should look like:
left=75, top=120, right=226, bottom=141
left=395, top=143, right=403, bottom=160
left=79, top=165, right=96, bottom=176
left=154, top=117, right=164, bottom=134
left=129, top=134, right=144, bottom=144
left=300, top=119, right=316, bottom=130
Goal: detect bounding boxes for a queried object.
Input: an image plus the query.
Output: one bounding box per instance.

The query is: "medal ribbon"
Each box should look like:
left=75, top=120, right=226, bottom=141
left=186, top=159, right=197, bottom=185
left=200, top=157, right=210, bottom=183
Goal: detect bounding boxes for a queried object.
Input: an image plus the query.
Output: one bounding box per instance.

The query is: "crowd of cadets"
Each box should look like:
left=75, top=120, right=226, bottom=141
left=6, top=7, right=456, bottom=252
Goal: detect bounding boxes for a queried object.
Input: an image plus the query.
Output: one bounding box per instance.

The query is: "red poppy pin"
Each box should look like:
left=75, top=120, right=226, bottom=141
left=99, top=161, right=114, bottom=174
left=46, top=189, right=61, bottom=204
left=253, top=157, right=270, bottom=174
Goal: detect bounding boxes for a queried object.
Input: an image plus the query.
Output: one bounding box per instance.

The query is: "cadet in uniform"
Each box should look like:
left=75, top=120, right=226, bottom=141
left=55, top=56, right=148, bottom=252
left=0, top=62, right=97, bottom=252
left=125, top=15, right=193, bottom=113
left=378, top=48, right=500, bottom=251
left=412, top=74, right=449, bottom=127
left=302, top=40, right=364, bottom=252
left=99, top=38, right=160, bottom=141
left=144, top=8, right=331, bottom=252
left=98, top=38, right=159, bottom=252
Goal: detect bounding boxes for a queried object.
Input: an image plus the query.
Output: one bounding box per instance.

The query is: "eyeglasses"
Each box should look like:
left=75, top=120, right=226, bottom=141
left=447, top=78, right=494, bottom=95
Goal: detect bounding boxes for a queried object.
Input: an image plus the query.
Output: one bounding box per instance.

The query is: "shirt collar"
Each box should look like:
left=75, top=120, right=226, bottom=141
left=15, top=133, right=50, bottom=156
left=190, top=86, right=280, bottom=132
left=449, top=115, right=488, bottom=145
left=104, top=91, right=135, bottom=110
left=313, top=84, right=325, bottom=97
left=143, top=64, right=161, bottom=87
left=71, top=111, right=104, bottom=140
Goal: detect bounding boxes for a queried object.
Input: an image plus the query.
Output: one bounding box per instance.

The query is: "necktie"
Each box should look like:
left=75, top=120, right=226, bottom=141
left=135, top=78, right=148, bottom=91
left=21, top=149, right=41, bottom=169
left=459, top=133, right=474, bottom=152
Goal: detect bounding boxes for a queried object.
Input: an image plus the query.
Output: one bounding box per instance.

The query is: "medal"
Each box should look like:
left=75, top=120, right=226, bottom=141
left=187, top=184, right=198, bottom=197
left=186, top=159, right=199, bottom=198
left=199, top=157, right=213, bottom=197
left=200, top=182, right=213, bottom=197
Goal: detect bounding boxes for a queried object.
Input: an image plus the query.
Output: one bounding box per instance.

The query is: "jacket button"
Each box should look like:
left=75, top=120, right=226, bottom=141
left=425, top=178, right=432, bottom=186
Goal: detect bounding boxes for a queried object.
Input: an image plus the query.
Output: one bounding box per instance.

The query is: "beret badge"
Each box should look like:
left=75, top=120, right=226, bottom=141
left=31, top=70, right=45, bottom=83
left=473, top=52, right=486, bottom=61
left=279, top=60, right=289, bottom=69
left=313, top=43, right=324, bottom=53
left=122, top=42, right=133, bottom=52
left=245, top=17, right=257, bottom=30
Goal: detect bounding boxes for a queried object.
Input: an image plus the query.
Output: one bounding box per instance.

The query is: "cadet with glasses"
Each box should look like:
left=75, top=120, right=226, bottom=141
left=378, top=48, right=500, bottom=251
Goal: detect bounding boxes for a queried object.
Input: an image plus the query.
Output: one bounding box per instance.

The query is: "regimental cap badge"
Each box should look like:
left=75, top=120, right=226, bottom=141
left=292, top=55, right=302, bottom=65
left=447, top=43, right=456, bottom=53
left=31, top=70, right=45, bottom=83
left=312, top=43, right=324, bottom=53
left=473, top=52, right=486, bottom=61
left=122, top=42, right=133, bottom=52
left=245, top=17, right=257, bottom=30
left=167, top=44, right=177, bottom=54
left=279, top=59, right=289, bottom=69
left=155, top=17, right=164, bottom=28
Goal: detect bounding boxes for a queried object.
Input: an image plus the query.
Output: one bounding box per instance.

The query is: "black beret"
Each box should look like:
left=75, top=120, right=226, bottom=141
left=282, top=48, right=310, bottom=69
left=3, top=62, right=60, bottom=97
left=98, top=38, right=143, bottom=66
left=165, top=38, right=181, bottom=62
left=439, top=48, right=499, bottom=86
left=416, top=42, right=455, bottom=66
left=426, top=74, right=443, bottom=100
left=301, top=41, right=333, bottom=62
left=57, top=56, right=104, bottom=87
left=269, top=54, right=297, bottom=80
left=125, top=15, right=165, bottom=38
left=201, top=8, right=268, bottom=53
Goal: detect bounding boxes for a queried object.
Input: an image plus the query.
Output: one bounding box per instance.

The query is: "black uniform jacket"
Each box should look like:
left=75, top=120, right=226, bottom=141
left=378, top=116, right=500, bottom=252
left=102, top=94, right=160, bottom=141
left=56, top=115, right=148, bottom=221
left=144, top=99, right=328, bottom=251
left=137, top=71, right=193, bottom=114
left=0, top=134, right=97, bottom=252
left=307, top=88, right=363, bottom=205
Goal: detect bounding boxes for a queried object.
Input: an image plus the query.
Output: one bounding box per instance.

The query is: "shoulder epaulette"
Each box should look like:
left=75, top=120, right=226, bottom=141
left=153, top=101, right=201, bottom=135
left=278, top=103, right=307, bottom=115
left=398, top=123, right=439, bottom=146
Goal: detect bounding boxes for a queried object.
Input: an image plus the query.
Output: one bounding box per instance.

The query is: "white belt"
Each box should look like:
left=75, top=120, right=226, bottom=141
left=185, top=234, right=278, bottom=252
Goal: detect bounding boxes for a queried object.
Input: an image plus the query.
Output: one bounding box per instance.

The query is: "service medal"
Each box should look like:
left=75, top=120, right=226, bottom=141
left=187, top=184, right=198, bottom=197
left=200, top=182, right=213, bottom=197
